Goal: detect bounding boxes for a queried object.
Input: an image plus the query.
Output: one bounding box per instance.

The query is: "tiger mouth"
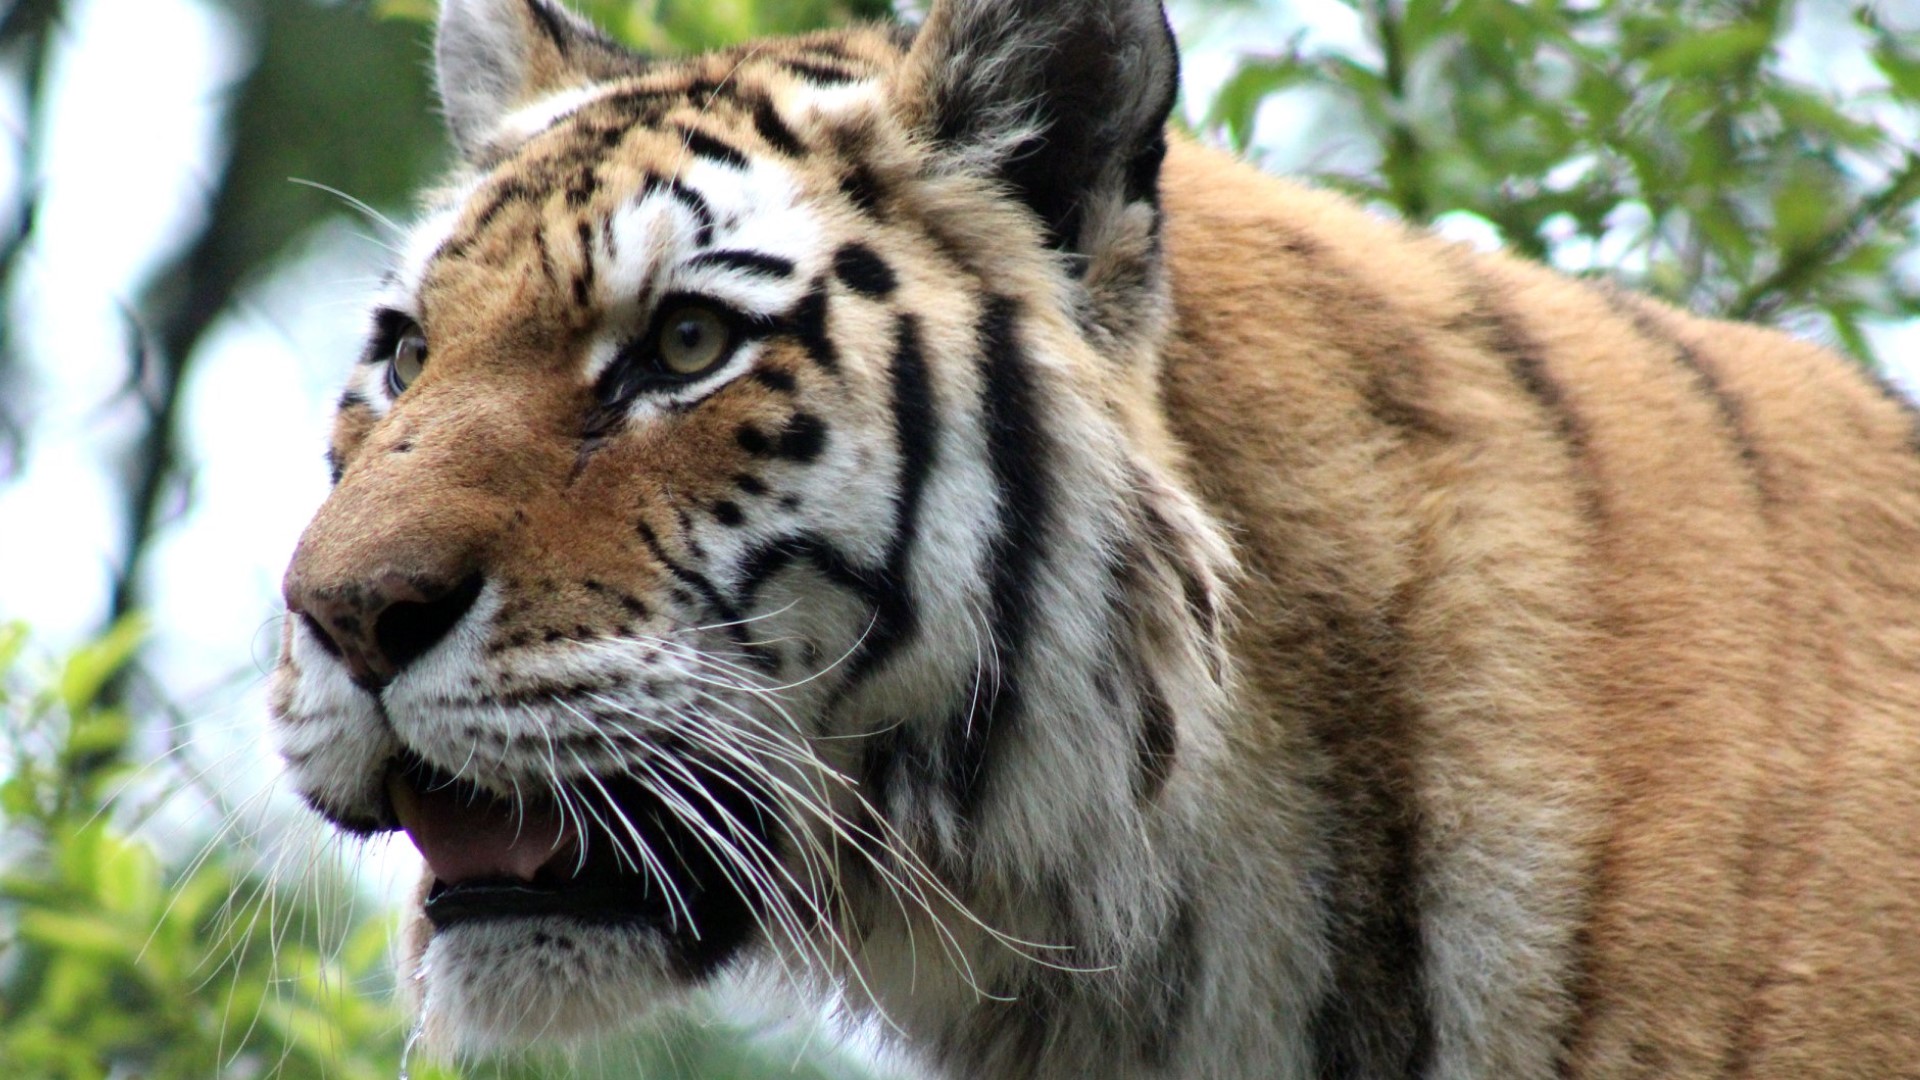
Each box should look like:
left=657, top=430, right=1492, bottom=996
left=387, top=750, right=775, bottom=971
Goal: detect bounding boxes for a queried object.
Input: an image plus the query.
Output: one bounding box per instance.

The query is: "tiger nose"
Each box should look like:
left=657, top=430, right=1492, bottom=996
left=285, top=571, right=485, bottom=690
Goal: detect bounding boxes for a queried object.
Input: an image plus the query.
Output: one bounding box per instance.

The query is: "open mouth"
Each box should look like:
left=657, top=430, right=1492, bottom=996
left=386, top=750, right=777, bottom=975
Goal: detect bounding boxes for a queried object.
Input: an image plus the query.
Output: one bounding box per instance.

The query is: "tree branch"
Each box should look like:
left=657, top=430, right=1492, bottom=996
left=1370, top=0, right=1429, bottom=223
left=1732, top=149, right=1920, bottom=322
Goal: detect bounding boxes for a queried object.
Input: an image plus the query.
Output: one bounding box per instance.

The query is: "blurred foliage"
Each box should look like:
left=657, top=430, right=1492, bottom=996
left=0, top=0, right=63, bottom=478
left=0, top=619, right=418, bottom=1080
left=1203, top=0, right=1920, bottom=362
left=0, top=622, right=892, bottom=1079
left=110, top=0, right=446, bottom=630
left=378, top=0, right=895, bottom=52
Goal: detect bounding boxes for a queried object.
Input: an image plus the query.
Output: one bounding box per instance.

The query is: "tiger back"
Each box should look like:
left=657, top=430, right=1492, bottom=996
left=268, top=0, right=1920, bottom=1077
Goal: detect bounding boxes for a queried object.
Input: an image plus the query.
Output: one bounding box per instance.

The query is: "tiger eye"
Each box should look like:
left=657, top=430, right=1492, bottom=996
left=390, top=327, right=428, bottom=393
left=657, top=305, right=732, bottom=376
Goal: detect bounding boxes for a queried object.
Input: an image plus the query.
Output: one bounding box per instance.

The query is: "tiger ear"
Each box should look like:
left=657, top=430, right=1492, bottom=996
left=894, top=0, right=1179, bottom=258
left=435, top=0, right=645, bottom=160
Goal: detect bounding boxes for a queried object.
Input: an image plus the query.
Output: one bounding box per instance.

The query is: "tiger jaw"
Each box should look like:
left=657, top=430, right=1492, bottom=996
left=270, top=606, right=824, bottom=997
left=389, top=750, right=773, bottom=957
left=387, top=752, right=779, bottom=1003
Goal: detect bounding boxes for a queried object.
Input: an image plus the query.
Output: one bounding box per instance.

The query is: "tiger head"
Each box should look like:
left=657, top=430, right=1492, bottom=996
left=271, top=0, right=1230, bottom=1051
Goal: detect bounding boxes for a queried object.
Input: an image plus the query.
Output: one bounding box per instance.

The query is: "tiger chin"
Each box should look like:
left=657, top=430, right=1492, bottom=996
left=266, top=0, right=1920, bottom=1076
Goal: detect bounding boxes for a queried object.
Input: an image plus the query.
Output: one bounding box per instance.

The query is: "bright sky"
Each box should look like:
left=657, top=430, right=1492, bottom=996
left=1, top=0, right=1916, bottom=802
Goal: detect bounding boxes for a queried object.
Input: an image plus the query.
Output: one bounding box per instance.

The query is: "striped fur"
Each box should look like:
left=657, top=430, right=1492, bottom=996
left=267, top=1, right=1920, bottom=1077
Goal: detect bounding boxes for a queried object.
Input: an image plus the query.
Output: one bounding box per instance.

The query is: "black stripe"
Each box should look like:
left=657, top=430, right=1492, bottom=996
left=1138, top=498, right=1217, bottom=642
left=683, top=78, right=727, bottom=109
left=751, top=98, right=807, bottom=157
left=1138, top=895, right=1198, bottom=1066
left=647, top=174, right=716, bottom=247
left=735, top=413, right=828, bottom=462
left=534, top=227, right=559, bottom=286
left=833, top=243, right=898, bottom=298
left=1259, top=227, right=1444, bottom=438
left=1668, top=343, right=1760, bottom=468
left=1463, top=289, right=1606, bottom=525
left=582, top=579, right=650, bottom=621
left=781, top=57, right=862, bottom=84
left=599, top=87, right=681, bottom=126
left=1304, top=597, right=1433, bottom=1080
left=674, top=507, right=708, bottom=562
left=1506, top=335, right=1584, bottom=449
left=842, top=315, right=938, bottom=684
left=469, top=177, right=542, bottom=235
left=749, top=368, right=797, bottom=394
left=858, top=723, right=908, bottom=821
left=782, top=282, right=839, bottom=372
left=1132, top=677, right=1177, bottom=803
left=940, top=666, right=997, bottom=825
left=953, top=296, right=1051, bottom=819
left=564, top=167, right=598, bottom=209
left=1612, top=293, right=1769, bottom=490
left=636, top=517, right=747, bottom=644
left=675, top=126, right=750, bottom=170
left=687, top=249, right=795, bottom=279
left=572, top=221, right=595, bottom=308
left=839, top=163, right=887, bottom=219
left=524, top=0, right=571, bottom=55
left=735, top=532, right=882, bottom=614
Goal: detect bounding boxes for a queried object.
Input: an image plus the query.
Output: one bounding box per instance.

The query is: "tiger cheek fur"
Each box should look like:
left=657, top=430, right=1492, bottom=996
left=267, top=0, right=1920, bottom=1076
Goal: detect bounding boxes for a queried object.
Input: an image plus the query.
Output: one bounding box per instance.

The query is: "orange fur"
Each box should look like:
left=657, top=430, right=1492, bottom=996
left=1160, top=140, right=1920, bottom=1075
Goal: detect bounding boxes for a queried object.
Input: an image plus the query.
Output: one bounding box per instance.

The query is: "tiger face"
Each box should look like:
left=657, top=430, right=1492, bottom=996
left=272, top=0, right=1227, bottom=1053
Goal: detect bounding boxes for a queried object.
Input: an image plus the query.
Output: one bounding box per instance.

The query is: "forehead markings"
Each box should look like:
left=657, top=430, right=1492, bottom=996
left=560, top=151, right=831, bottom=465
left=430, top=31, right=899, bottom=266
left=434, top=68, right=788, bottom=267
left=348, top=52, right=899, bottom=471
left=400, top=61, right=893, bottom=409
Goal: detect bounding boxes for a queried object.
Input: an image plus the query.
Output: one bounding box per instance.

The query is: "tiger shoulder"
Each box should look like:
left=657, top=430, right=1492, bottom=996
left=267, top=0, right=1920, bottom=1077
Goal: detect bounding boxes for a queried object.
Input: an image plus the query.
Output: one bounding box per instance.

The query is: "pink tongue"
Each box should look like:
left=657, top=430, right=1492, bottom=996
left=388, top=773, right=575, bottom=884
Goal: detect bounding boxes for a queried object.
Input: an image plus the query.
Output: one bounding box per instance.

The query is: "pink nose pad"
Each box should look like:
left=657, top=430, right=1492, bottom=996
left=286, top=571, right=485, bottom=689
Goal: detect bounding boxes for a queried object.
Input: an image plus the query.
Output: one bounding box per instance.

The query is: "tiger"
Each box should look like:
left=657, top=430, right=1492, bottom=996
left=266, top=0, right=1920, bottom=1076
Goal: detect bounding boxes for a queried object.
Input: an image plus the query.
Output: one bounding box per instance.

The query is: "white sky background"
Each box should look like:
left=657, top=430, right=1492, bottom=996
left=0, top=0, right=1917, bottom=874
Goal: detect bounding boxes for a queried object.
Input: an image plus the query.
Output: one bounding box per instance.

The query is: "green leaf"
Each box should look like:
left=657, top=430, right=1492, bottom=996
left=92, top=833, right=162, bottom=921
left=373, top=0, right=433, bottom=20
left=1206, top=53, right=1313, bottom=151
left=1772, top=170, right=1837, bottom=256
left=1763, top=85, right=1884, bottom=148
left=64, top=706, right=130, bottom=763
left=1870, top=35, right=1920, bottom=100
left=0, top=769, right=40, bottom=819
left=1644, top=23, right=1772, bottom=79
left=54, top=615, right=146, bottom=715
left=0, top=620, right=28, bottom=677
left=16, top=909, right=141, bottom=962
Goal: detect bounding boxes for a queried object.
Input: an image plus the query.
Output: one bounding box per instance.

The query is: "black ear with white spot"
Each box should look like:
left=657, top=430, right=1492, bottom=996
left=896, top=0, right=1179, bottom=257
left=436, top=0, right=645, bottom=160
